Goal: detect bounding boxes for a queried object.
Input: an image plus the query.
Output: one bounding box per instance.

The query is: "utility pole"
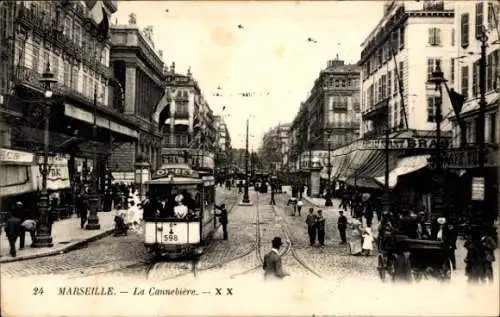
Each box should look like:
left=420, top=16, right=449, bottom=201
left=242, top=118, right=250, bottom=204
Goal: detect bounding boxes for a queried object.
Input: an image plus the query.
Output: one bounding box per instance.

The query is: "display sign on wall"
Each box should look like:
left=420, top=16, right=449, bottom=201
left=0, top=148, right=34, bottom=164
left=471, top=177, right=485, bottom=201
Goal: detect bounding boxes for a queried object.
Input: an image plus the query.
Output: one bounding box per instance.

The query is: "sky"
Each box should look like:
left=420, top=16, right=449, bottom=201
left=113, top=1, right=385, bottom=149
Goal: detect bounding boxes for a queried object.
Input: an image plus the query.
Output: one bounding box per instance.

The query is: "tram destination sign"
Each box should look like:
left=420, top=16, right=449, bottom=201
left=152, top=167, right=200, bottom=180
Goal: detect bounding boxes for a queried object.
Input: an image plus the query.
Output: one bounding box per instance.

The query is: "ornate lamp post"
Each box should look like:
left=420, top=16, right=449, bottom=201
left=427, top=60, right=446, bottom=217
left=32, top=63, right=57, bottom=248
left=86, top=87, right=101, bottom=230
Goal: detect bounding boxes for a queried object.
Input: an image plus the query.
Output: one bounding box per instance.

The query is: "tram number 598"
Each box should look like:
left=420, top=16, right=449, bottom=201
left=164, top=234, right=178, bottom=242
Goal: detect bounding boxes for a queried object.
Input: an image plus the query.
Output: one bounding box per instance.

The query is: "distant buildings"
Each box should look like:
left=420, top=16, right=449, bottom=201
left=214, top=115, right=232, bottom=172
left=288, top=57, right=361, bottom=172
left=261, top=123, right=291, bottom=172
left=154, top=63, right=217, bottom=170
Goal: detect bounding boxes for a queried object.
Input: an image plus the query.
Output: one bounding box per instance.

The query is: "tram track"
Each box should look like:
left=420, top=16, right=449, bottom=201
left=70, top=189, right=241, bottom=280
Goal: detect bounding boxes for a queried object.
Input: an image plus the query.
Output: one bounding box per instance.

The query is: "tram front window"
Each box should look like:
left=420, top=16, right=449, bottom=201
left=146, top=184, right=201, bottom=219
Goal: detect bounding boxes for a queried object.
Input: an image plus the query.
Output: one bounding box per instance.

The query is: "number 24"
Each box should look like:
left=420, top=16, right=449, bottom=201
left=33, top=287, right=44, bottom=295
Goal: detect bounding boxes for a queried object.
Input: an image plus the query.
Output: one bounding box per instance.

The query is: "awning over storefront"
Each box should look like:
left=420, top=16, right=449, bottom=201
left=0, top=151, right=70, bottom=197
left=374, top=155, right=430, bottom=188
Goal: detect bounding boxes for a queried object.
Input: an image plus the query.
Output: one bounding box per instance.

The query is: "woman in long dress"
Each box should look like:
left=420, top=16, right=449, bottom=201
left=349, top=220, right=363, bottom=255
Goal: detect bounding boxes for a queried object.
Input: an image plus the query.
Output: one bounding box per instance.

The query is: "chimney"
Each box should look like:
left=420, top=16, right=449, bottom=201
left=170, top=62, right=175, bottom=73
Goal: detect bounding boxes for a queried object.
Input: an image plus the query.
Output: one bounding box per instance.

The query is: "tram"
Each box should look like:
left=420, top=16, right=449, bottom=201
left=142, top=163, right=216, bottom=257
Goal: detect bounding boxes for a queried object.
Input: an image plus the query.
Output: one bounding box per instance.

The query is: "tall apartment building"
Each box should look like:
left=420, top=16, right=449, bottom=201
left=359, top=0, right=455, bottom=139
left=289, top=58, right=361, bottom=169
left=261, top=123, right=291, bottom=171
left=1, top=1, right=139, bottom=197
left=450, top=1, right=499, bottom=147
left=154, top=63, right=217, bottom=170
left=109, top=18, right=166, bottom=178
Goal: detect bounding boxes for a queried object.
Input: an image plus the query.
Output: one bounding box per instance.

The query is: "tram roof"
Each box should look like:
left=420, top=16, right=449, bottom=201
left=148, top=177, right=202, bottom=185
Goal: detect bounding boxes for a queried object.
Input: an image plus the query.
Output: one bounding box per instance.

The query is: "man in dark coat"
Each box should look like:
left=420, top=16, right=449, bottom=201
left=76, top=192, right=88, bottom=229
left=215, top=203, right=228, bottom=240
left=262, top=237, right=288, bottom=280
left=270, top=188, right=276, bottom=205
left=337, top=210, right=348, bottom=244
left=444, top=223, right=458, bottom=270
left=5, top=203, right=23, bottom=257
left=306, top=208, right=317, bottom=246
left=316, top=210, right=326, bottom=246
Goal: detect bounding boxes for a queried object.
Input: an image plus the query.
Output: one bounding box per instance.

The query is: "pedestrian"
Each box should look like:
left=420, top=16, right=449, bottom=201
left=337, top=210, right=347, bottom=244
left=361, top=193, right=373, bottom=228
left=76, top=192, right=89, bottom=229
left=361, top=227, right=374, bottom=256
left=296, top=199, right=303, bottom=216
left=348, top=219, right=363, bottom=256
left=270, top=188, right=276, bottom=205
left=14, top=201, right=35, bottom=249
left=4, top=210, right=22, bottom=257
left=316, top=210, right=326, bottom=246
left=262, top=237, right=289, bottom=280
left=215, top=203, right=228, bottom=240
left=306, top=208, right=317, bottom=246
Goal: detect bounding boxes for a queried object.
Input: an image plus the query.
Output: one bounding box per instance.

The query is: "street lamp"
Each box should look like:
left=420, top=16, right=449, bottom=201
left=32, top=63, right=57, bottom=248
left=242, top=118, right=251, bottom=204
left=325, top=129, right=333, bottom=207
left=86, top=86, right=101, bottom=230
left=427, top=59, right=446, bottom=217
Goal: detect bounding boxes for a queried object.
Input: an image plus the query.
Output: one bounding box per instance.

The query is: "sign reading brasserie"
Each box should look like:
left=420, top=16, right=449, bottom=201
left=358, top=137, right=450, bottom=150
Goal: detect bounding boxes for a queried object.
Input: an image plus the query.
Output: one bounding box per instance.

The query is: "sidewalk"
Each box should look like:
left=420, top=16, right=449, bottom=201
left=0, top=212, right=115, bottom=264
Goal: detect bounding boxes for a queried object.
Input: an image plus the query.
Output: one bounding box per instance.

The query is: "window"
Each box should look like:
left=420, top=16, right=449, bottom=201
left=52, top=56, right=59, bottom=80
left=493, top=50, right=499, bottom=90
left=82, top=73, right=88, bottom=95
left=42, top=51, right=49, bottom=71
left=399, top=26, right=405, bottom=49
left=32, top=44, right=39, bottom=73
left=394, top=68, right=398, bottom=92
left=461, top=13, right=469, bottom=48
left=398, top=61, right=404, bottom=90
left=63, top=18, right=72, bottom=38
left=472, top=61, right=479, bottom=96
left=489, top=2, right=500, bottom=29
left=427, top=96, right=439, bottom=122
left=381, top=74, right=387, bottom=99
left=451, top=28, right=455, bottom=46
left=387, top=71, right=392, bottom=96
left=461, top=66, right=469, bottom=99
left=71, top=67, right=78, bottom=91
left=391, top=31, right=398, bottom=50
left=74, top=24, right=82, bottom=46
left=63, top=62, right=70, bottom=86
left=428, top=28, right=441, bottom=46
left=475, top=2, right=484, bottom=39
left=487, top=49, right=498, bottom=91
left=474, top=118, right=481, bottom=143
left=489, top=113, right=497, bottom=143
left=393, top=100, right=398, bottom=128
left=427, top=58, right=441, bottom=81
left=450, top=59, right=455, bottom=83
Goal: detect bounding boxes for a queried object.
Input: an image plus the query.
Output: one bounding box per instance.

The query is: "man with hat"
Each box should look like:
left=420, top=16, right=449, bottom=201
left=215, top=203, right=228, bottom=240
left=262, top=237, right=289, bottom=280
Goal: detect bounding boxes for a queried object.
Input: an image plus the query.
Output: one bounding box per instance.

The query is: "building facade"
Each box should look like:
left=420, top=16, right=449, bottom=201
left=359, top=0, right=455, bottom=138
left=289, top=58, right=361, bottom=170
left=108, top=17, right=166, bottom=179
left=261, top=123, right=291, bottom=172
left=1, top=1, right=139, bottom=200
left=448, top=0, right=499, bottom=228
left=213, top=115, right=232, bottom=172
left=153, top=63, right=217, bottom=170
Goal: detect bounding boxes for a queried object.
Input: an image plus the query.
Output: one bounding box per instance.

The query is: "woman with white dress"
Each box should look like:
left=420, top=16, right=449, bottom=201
left=362, top=227, right=374, bottom=256
left=348, top=219, right=363, bottom=256
left=174, top=194, right=188, bottom=218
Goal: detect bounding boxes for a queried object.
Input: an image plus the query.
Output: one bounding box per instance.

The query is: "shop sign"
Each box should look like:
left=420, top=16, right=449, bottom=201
left=357, top=137, right=450, bottom=150
left=471, top=177, right=485, bottom=201
left=442, top=148, right=498, bottom=169
left=0, top=148, right=34, bottom=164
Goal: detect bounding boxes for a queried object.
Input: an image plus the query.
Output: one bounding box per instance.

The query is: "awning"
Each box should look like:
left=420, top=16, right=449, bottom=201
left=0, top=148, right=34, bottom=165
left=345, top=175, right=382, bottom=189
left=375, top=155, right=430, bottom=188
left=0, top=165, right=35, bottom=197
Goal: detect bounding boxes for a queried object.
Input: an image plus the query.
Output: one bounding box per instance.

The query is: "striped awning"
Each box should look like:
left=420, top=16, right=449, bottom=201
left=375, top=155, right=430, bottom=188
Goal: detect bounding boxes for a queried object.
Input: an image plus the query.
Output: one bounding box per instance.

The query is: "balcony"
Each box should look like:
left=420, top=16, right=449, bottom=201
left=325, top=121, right=360, bottom=130
left=362, top=97, right=389, bottom=120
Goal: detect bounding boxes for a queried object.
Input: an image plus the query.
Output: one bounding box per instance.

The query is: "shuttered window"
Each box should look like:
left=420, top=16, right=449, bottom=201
left=428, top=28, right=441, bottom=46
left=461, top=66, right=469, bottom=99
left=461, top=13, right=469, bottom=48
left=475, top=2, right=484, bottom=39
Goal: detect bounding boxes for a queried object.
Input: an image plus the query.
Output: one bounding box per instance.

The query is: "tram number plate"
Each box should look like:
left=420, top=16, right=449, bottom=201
left=164, top=234, right=178, bottom=242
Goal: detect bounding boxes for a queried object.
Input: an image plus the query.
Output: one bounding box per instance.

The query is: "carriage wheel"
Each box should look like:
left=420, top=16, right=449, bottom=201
left=377, top=254, right=388, bottom=282
left=441, top=259, right=452, bottom=281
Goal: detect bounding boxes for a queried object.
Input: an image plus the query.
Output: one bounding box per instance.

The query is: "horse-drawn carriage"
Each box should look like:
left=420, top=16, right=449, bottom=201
left=377, top=234, right=452, bottom=282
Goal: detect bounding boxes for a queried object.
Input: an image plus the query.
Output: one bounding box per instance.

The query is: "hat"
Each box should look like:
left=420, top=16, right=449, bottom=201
left=437, top=217, right=446, bottom=225
left=174, top=194, right=184, bottom=203
left=362, top=193, right=370, bottom=202
left=15, top=201, right=23, bottom=207
left=272, top=237, right=282, bottom=246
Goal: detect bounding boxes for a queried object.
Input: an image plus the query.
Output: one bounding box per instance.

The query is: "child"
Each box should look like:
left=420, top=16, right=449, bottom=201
left=296, top=199, right=304, bottom=216
left=337, top=210, right=347, bottom=244
left=362, top=227, right=374, bottom=256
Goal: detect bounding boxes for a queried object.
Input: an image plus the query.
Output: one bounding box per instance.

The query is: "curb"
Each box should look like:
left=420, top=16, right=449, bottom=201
left=0, top=228, right=115, bottom=264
